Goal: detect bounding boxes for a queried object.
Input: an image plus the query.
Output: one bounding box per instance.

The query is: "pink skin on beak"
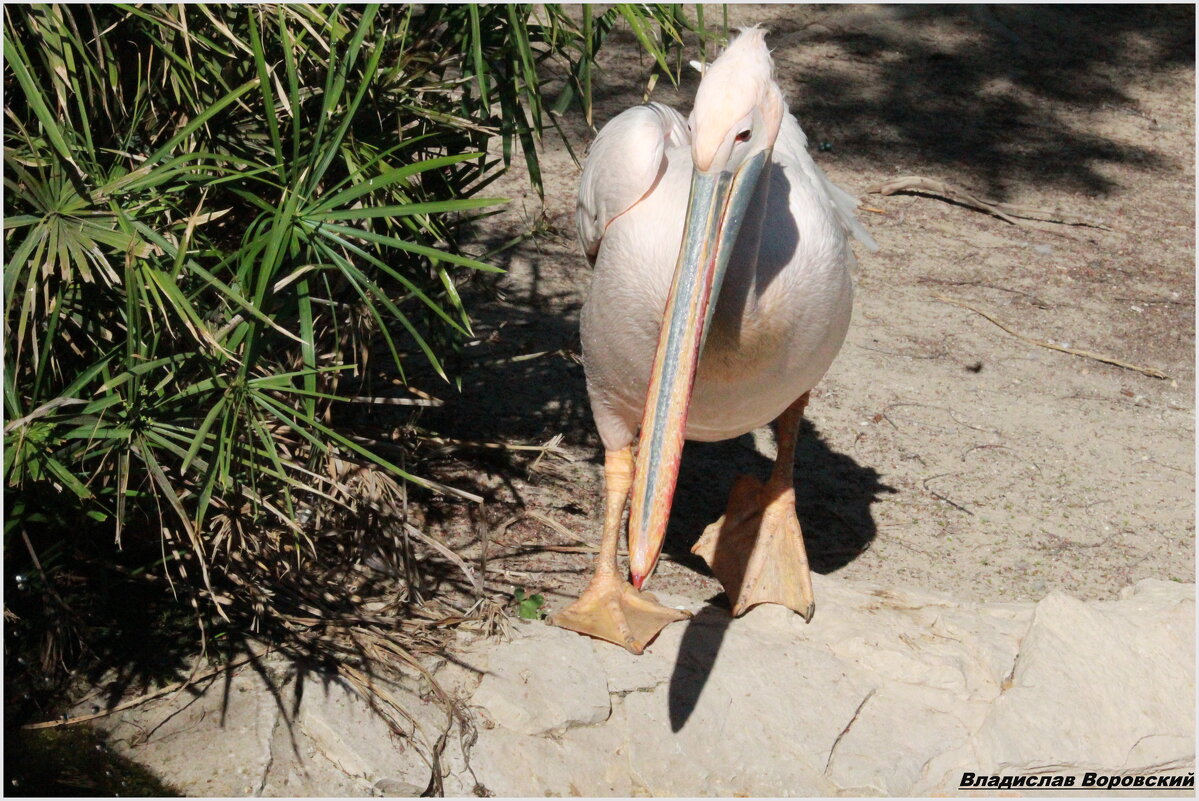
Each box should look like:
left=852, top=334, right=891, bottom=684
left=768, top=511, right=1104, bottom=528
left=626, top=202, right=720, bottom=587
left=626, top=150, right=771, bottom=590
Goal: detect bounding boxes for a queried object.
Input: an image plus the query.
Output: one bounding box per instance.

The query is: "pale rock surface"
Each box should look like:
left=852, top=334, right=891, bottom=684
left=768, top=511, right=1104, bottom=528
left=967, top=580, right=1195, bottom=775
left=84, top=575, right=1194, bottom=796
left=470, top=621, right=611, bottom=735
left=84, top=661, right=289, bottom=796
left=462, top=698, right=637, bottom=797
left=291, top=673, right=445, bottom=793
left=824, top=683, right=984, bottom=796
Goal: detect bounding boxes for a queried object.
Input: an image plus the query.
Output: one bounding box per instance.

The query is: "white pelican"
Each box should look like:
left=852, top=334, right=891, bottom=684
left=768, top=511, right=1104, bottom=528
left=550, top=28, right=877, bottom=653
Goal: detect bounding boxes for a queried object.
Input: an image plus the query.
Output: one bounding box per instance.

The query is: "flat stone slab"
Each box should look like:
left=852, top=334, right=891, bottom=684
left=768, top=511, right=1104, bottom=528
left=82, top=575, right=1194, bottom=796
left=968, top=581, right=1195, bottom=776
left=470, top=622, right=611, bottom=735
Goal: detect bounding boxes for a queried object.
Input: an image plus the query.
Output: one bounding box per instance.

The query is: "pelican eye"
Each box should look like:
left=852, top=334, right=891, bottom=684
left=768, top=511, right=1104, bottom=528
left=735, top=129, right=752, bottom=143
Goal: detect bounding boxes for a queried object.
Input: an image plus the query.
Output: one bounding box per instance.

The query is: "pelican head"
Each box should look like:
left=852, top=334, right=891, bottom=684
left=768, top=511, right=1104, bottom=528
left=628, top=29, right=786, bottom=588
left=690, top=27, right=784, bottom=173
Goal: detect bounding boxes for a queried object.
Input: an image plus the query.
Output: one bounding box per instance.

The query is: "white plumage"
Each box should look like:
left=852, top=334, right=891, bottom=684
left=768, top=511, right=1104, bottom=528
left=578, top=87, right=876, bottom=449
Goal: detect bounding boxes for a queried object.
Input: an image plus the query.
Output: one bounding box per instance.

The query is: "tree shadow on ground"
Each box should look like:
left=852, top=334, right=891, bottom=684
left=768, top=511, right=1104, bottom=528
left=567, top=5, right=1192, bottom=201
left=794, top=5, right=1191, bottom=198
left=416, top=4, right=1195, bottom=496
left=418, top=285, right=591, bottom=448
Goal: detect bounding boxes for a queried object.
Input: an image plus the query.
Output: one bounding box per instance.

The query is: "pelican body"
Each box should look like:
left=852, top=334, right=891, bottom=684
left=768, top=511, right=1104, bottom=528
left=551, top=29, right=876, bottom=653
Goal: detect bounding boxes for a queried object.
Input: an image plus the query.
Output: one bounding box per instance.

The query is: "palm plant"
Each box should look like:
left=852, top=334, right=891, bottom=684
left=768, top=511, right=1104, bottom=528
left=4, top=3, right=717, bottom=697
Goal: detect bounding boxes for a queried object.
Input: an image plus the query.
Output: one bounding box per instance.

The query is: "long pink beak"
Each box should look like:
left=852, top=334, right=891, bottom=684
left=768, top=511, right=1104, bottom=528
left=627, top=151, right=770, bottom=589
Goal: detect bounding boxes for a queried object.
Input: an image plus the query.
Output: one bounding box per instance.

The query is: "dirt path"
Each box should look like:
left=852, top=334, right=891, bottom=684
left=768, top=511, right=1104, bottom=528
left=417, top=5, right=1193, bottom=618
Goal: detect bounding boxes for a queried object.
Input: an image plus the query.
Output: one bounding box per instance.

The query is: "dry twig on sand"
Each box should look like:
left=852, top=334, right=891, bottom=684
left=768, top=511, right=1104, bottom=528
left=23, top=647, right=273, bottom=730
left=933, top=294, right=1171, bottom=380
left=868, top=176, right=1112, bottom=230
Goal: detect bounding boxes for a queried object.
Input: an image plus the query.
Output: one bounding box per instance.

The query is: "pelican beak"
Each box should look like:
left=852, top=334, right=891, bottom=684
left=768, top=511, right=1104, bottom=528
left=627, top=149, right=771, bottom=589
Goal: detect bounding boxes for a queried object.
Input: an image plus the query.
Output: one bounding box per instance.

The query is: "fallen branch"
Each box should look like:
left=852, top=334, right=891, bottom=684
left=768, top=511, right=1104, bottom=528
left=404, top=521, right=482, bottom=595
left=343, top=395, right=444, bottom=407
left=490, top=541, right=686, bottom=565
left=921, top=473, right=974, bottom=516
left=468, top=348, right=583, bottom=367
left=423, top=433, right=574, bottom=463
left=933, top=294, right=1170, bottom=379
left=23, top=647, right=271, bottom=730
left=868, top=176, right=1112, bottom=230
left=917, top=276, right=1052, bottom=309
left=525, top=509, right=583, bottom=542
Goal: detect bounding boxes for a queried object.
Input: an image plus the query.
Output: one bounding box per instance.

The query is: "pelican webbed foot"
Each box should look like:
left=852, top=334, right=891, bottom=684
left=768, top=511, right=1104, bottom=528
left=691, top=473, right=815, bottom=619
left=691, top=394, right=816, bottom=620
left=550, top=574, right=691, bottom=654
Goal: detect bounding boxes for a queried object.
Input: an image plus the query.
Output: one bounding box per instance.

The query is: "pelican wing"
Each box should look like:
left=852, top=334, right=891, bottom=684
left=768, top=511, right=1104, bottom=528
left=577, top=102, right=690, bottom=266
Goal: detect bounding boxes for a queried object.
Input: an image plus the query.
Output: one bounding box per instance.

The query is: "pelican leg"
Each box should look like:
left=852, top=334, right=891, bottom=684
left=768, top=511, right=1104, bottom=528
left=549, top=446, right=692, bottom=654
left=692, top=393, right=816, bottom=620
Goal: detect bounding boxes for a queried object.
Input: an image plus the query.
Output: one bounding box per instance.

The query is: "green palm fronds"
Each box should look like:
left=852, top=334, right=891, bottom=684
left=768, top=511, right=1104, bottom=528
left=4, top=3, right=714, bottom=670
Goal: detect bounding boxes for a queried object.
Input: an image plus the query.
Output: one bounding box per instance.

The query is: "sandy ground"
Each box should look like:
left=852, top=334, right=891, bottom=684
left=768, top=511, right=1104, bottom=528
left=413, top=5, right=1194, bottom=620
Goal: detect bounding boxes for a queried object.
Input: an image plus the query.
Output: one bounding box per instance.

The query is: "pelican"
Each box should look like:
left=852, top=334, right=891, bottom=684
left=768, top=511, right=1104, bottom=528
left=550, top=28, right=877, bottom=654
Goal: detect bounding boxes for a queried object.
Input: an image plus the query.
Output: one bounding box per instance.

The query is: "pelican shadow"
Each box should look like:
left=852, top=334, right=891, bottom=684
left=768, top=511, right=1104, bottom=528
left=662, top=419, right=893, bottom=732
